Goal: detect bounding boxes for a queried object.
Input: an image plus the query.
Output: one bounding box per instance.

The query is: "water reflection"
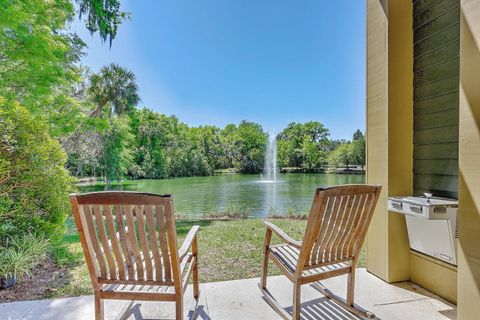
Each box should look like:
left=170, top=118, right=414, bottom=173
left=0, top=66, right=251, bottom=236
left=79, top=174, right=364, bottom=217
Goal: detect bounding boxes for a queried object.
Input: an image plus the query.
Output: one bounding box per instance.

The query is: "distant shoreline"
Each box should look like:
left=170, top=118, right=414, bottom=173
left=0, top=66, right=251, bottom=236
left=75, top=170, right=365, bottom=185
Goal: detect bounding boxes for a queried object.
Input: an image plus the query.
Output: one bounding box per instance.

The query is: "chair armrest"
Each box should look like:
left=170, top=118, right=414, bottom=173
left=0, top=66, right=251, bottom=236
left=179, top=225, right=200, bottom=259
left=263, top=221, right=302, bottom=248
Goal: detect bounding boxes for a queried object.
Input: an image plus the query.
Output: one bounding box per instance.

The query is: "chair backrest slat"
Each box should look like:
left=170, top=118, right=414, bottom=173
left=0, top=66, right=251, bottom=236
left=124, top=205, right=144, bottom=280
left=135, top=205, right=153, bottom=280
left=156, top=204, right=173, bottom=282
left=334, top=194, right=363, bottom=261
left=103, top=205, right=126, bottom=279
left=298, top=185, right=381, bottom=271
left=145, top=205, right=163, bottom=280
left=92, top=204, right=117, bottom=279
left=69, top=192, right=179, bottom=287
left=83, top=205, right=108, bottom=278
left=329, top=194, right=356, bottom=262
left=114, top=204, right=135, bottom=279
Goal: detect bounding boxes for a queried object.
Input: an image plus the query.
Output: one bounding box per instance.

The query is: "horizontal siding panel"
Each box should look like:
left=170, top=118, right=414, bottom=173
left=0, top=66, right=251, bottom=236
left=414, top=91, right=458, bottom=115
left=414, top=23, right=459, bottom=54
left=414, top=187, right=458, bottom=199
left=414, top=109, right=458, bottom=130
left=414, top=159, right=458, bottom=175
left=414, top=58, right=459, bottom=86
left=414, top=174, right=458, bottom=193
left=414, top=74, right=458, bottom=101
left=413, top=0, right=459, bottom=199
left=414, top=40, right=459, bottom=70
left=413, top=0, right=458, bottom=15
left=413, top=142, right=458, bottom=159
left=414, top=125, right=458, bottom=145
left=413, top=0, right=459, bottom=27
left=414, top=9, right=460, bottom=43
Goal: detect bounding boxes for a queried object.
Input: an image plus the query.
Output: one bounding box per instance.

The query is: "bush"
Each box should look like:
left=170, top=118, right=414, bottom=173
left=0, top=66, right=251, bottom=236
left=0, top=234, right=49, bottom=281
left=0, top=98, right=74, bottom=242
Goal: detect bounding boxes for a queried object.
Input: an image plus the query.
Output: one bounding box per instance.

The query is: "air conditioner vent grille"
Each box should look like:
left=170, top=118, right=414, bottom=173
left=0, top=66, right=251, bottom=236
left=455, top=211, right=459, bottom=239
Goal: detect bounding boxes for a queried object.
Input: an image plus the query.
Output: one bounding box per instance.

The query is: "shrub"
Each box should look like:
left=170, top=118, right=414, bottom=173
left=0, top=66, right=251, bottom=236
left=0, top=98, right=74, bottom=242
left=0, top=234, right=49, bottom=282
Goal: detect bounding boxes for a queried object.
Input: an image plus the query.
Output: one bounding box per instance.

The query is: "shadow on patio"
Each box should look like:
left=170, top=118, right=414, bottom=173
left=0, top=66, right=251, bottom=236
left=0, top=269, right=456, bottom=320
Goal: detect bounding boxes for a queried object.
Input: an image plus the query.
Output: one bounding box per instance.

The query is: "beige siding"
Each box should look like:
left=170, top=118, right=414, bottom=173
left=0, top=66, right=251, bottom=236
left=458, top=0, right=480, bottom=317
left=366, top=0, right=389, bottom=281
left=366, top=0, right=412, bottom=282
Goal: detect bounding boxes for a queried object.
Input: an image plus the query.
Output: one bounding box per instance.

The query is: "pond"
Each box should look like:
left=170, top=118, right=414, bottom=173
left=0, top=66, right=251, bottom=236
left=79, top=173, right=365, bottom=217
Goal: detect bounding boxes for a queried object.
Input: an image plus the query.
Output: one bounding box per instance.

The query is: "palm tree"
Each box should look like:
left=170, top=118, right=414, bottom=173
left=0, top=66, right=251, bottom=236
left=88, top=64, right=140, bottom=117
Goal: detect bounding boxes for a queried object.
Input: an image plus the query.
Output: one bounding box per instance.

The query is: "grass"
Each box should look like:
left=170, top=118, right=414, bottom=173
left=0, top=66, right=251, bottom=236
left=50, top=217, right=365, bottom=298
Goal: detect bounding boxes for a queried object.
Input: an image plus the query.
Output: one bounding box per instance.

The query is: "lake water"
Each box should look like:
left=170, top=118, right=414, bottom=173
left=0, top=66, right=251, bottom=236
left=79, top=174, right=365, bottom=217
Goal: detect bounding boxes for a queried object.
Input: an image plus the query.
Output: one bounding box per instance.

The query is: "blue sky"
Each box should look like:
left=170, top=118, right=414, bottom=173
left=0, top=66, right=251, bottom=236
left=72, top=1, right=365, bottom=140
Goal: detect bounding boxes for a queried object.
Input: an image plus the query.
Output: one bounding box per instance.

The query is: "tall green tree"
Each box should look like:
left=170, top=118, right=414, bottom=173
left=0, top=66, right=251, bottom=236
left=277, top=121, right=330, bottom=169
left=233, top=121, right=267, bottom=173
left=100, top=116, right=134, bottom=182
left=328, top=143, right=354, bottom=170
left=351, top=129, right=365, bottom=168
left=88, top=64, right=140, bottom=117
left=0, top=0, right=88, bottom=136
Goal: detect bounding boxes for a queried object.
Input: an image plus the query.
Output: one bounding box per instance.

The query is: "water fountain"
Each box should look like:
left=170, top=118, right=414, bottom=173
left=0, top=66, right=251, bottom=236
left=263, top=132, right=277, bottom=182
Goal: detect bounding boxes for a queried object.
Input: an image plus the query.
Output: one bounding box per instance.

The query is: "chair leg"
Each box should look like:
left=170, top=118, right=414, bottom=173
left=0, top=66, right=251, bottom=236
left=176, top=296, right=184, bottom=320
left=260, top=254, right=269, bottom=289
left=292, top=281, right=301, bottom=320
left=94, top=291, right=104, bottom=320
left=347, top=267, right=356, bottom=306
left=193, top=238, right=200, bottom=299
left=260, top=228, right=272, bottom=289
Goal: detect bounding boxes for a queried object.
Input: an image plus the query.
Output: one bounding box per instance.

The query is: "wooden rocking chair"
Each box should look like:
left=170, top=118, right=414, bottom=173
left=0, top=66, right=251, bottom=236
left=259, top=184, right=382, bottom=320
left=69, top=192, right=200, bottom=320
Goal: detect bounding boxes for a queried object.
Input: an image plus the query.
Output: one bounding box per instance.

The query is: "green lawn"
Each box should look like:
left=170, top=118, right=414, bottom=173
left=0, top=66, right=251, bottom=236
left=50, top=217, right=365, bottom=298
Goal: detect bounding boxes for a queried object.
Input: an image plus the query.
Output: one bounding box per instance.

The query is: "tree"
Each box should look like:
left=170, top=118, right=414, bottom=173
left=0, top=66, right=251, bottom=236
left=76, top=0, right=129, bottom=45
left=0, top=0, right=88, bottom=136
left=232, top=121, right=267, bottom=173
left=100, top=116, right=134, bottom=182
left=353, top=129, right=364, bottom=141
left=88, top=64, right=140, bottom=117
left=302, top=136, right=327, bottom=171
left=351, top=130, right=365, bottom=169
left=328, top=143, right=354, bottom=170
left=277, top=121, right=330, bottom=170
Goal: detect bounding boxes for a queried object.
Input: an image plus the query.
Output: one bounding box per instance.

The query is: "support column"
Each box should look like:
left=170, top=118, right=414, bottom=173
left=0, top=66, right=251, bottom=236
left=366, top=0, right=412, bottom=283
left=458, top=1, right=480, bottom=318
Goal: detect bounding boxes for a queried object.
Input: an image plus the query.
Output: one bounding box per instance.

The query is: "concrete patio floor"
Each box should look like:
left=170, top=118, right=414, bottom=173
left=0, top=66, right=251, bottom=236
left=1, top=269, right=456, bottom=320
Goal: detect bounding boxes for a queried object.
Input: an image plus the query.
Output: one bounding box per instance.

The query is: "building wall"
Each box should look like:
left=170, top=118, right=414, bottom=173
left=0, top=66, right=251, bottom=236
left=366, top=0, right=412, bottom=283
left=458, top=0, right=480, bottom=317
left=366, top=0, right=458, bottom=302
left=366, top=0, right=389, bottom=281
left=413, top=0, right=460, bottom=199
